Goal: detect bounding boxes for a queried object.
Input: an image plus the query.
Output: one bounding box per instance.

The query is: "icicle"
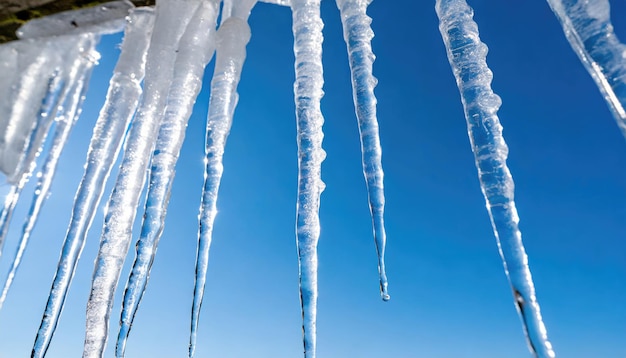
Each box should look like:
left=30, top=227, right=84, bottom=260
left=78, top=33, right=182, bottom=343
left=0, top=73, right=62, bottom=260
left=4, top=0, right=129, bottom=186
left=436, top=1, right=555, bottom=357
left=291, top=0, right=325, bottom=357
left=81, top=1, right=201, bottom=356
left=0, top=41, right=62, bottom=184
left=0, top=38, right=99, bottom=311
left=0, top=41, right=66, bottom=257
left=546, top=0, right=626, bottom=138
left=0, top=37, right=85, bottom=260
left=27, top=33, right=99, bottom=354
left=116, top=2, right=220, bottom=356
left=189, top=2, right=255, bottom=356
left=0, top=44, right=19, bottom=131
left=335, top=0, right=389, bottom=301
left=31, top=8, right=156, bottom=358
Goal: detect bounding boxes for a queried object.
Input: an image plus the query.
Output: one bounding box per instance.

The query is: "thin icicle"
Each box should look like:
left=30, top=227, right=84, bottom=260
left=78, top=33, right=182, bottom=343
left=436, top=1, right=554, bottom=357
left=116, top=2, right=219, bottom=356
left=32, top=9, right=156, bottom=358
left=0, top=38, right=85, bottom=260
left=0, top=43, right=98, bottom=310
left=0, top=74, right=61, bottom=259
left=0, top=41, right=62, bottom=183
left=189, top=2, right=255, bottom=355
left=545, top=0, right=626, bottom=138
left=81, top=1, right=200, bottom=357
left=0, top=42, right=66, bottom=257
left=29, top=32, right=101, bottom=356
left=291, top=0, right=325, bottom=357
left=335, top=0, right=389, bottom=301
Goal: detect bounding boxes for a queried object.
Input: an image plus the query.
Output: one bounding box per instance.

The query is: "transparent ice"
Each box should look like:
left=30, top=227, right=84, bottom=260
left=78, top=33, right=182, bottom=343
left=190, top=1, right=255, bottom=356
left=546, top=0, right=626, bottom=138
left=0, top=35, right=100, bottom=311
left=2, top=0, right=623, bottom=357
left=29, top=8, right=153, bottom=358
left=335, top=0, right=389, bottom=301
left=436, top=0, right=555, bottom=357
left=82, top=0, right=200, bottom=356
left=290, top=1, right=326, bottom=357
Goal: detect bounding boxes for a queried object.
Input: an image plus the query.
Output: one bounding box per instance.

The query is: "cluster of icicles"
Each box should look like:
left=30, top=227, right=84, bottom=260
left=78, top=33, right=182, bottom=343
left=0, top=0, right=624, bottom=357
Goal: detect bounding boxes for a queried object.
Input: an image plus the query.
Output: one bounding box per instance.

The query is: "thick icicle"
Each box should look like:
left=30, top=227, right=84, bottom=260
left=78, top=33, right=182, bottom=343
left=81, top=1, right=200, bottom=357
left=335, top=0, right=389, bottom=301
left=291, top=0, right=325, bottom=357
left=545, top=0, right=626, bottom=138
left=0, top=41, right=99, bottom=310
left=31, top=9, right=156, bottom=358
left=116, top=2, right=220, bottom=356
left=189, top=2, right=255, bottom=355
left=436, top=1, right=555, bottom=357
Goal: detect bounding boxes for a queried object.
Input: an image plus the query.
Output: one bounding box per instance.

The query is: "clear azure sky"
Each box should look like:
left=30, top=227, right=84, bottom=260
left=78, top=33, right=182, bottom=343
left=0, top=1, right=624, bottom=357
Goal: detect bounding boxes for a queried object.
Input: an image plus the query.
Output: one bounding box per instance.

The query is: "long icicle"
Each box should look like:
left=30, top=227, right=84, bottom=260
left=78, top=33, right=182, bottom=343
left=0, top=42, right=67, bottom=259
left=335, top=0, right=389, bottom=301
left=545, top=0, right=626, bottom=139
left=436, top=1, right=555, bottom=357
left=32, top=9, right=156, bottom=358
left=189, top=2, right=255, bottom=355
left=82, top=1, right=200, bottom=357
left=0, top=74, right=60, bottom=260
left=0, top=41, right=62, bottom=184
left=0, top=42, right=98, bottom=311
left=291, top=0, right=325, bottom=357
left=30, top=32, right=102, bottom=356
left=116, top=2, right=220, bottom=356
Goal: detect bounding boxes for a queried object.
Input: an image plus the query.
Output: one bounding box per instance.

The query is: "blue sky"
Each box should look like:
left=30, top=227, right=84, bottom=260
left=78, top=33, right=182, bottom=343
left=0, top=1, right=625, bottom=357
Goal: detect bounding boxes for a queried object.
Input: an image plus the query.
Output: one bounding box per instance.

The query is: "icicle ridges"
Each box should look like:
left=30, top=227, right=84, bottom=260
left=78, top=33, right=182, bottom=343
left=435, top=1, right=555, bottom=357
left=335, top=0, right=389, bottom=301
left=189, top=3, right=254, bottom=355
left=291, top=0, right=325, bottom=357
left=82, top=1, right=200, bottom=356
left=116, top=2, right=220, bottom=356
left=545, top=0, right=626, bottom=139
left=31, top=9, right=155, bottom=358
left=0, top=39, right=99, bottom=310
